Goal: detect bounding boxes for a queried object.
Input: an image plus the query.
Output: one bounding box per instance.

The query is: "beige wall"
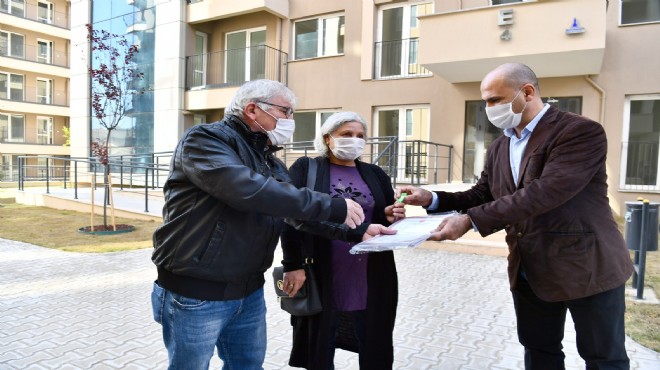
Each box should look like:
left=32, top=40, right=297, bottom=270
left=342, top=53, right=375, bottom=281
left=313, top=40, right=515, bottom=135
left=281, top=0, right=660, bottom=213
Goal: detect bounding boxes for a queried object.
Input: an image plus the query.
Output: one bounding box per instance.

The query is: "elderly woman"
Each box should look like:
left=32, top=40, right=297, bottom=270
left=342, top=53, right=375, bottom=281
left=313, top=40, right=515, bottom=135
left=280, top=111, right=403, bottom=370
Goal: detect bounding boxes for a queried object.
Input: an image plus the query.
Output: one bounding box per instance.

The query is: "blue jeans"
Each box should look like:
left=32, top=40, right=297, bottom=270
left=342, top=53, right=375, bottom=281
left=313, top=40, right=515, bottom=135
left=151, top=281, right=267, bottom=370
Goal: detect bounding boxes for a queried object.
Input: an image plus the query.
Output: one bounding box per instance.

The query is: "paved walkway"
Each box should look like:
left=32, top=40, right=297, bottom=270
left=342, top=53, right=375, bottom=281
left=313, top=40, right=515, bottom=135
left=1, top=187, right=659, bottom=369
left=1, top=237, right=659, bottom=369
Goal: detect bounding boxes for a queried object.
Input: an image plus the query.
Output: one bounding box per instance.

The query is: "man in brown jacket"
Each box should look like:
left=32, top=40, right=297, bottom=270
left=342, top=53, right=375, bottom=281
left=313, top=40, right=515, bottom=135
left=398, top=62, right=633, bottom=369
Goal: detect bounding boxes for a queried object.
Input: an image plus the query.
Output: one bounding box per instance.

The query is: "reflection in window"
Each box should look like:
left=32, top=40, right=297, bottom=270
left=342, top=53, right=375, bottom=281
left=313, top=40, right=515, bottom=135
left=294, top=15, right=344, bottom=60
left=621, top=0, right=660, bottom=25
left=0, top=113, right=25, bottom=142
left=0, top=31, right=25, bottom=58
left=1, top=0, right=25, bottom=17
left=624, top=97, right=659, bottom=188
left=0, top=72, right=24, bottom=100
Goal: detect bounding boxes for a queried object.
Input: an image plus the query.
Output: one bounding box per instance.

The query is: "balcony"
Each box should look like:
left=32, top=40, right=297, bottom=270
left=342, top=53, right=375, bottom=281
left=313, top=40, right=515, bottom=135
left=0, top=44, right=70, bottom=78
left=0, top=3, right=70, bottom=39
left=187, top=0, right=288, bottom=24
left=374, top=38, right=432, bottom=80
left=418, top=0, right=606, bottom=83
left=184, top=45, right=288, bottom=111
left=1, top=88, right=69, bottom=116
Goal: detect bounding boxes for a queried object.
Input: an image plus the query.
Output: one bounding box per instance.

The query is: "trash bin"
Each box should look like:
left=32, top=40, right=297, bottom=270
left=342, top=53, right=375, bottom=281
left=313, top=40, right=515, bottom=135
left=625, top=201, right=659, bottom=251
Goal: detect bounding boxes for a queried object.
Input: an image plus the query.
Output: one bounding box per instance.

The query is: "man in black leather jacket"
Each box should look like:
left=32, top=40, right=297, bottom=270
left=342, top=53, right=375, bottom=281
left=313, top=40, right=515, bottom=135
left=150, top=80, right=365, bottom=370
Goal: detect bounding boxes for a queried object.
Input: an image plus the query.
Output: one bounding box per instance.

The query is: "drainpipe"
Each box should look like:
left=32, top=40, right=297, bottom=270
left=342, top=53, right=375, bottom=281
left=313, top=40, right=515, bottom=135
left=584, top=75, right=606, bottom=125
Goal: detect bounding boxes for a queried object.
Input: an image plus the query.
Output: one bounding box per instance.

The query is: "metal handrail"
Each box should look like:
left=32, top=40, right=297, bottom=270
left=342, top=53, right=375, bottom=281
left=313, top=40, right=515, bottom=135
left=17, top=154, right=170, bottom=213
left=14, top=137, right=453, bottom=211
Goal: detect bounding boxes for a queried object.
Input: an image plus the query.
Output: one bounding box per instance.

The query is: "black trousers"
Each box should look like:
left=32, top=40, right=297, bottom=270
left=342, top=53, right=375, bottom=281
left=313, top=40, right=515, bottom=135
left=512, top=278, right=630, bottom=370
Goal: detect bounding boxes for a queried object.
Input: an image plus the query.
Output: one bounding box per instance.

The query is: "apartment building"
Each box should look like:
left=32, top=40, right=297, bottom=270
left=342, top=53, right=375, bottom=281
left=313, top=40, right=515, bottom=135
left=70, top=0, right=660, bottom=215
left=0, top=0, right=70, bottom=181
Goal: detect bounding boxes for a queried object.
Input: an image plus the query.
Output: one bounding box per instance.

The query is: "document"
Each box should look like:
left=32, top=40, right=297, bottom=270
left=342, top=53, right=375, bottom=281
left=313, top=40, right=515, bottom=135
left=349, top=212, right=457, bottom=254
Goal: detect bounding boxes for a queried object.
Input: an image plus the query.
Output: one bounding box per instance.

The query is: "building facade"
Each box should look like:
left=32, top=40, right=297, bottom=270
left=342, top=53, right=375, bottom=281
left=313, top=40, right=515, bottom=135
left=70, top=0, right=660, bottom=215
left=1, top=0, right=71, bottom=181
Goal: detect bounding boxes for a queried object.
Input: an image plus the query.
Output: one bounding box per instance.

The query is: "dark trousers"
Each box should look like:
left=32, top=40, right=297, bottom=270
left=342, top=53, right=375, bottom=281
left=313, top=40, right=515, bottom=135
left=327, top=310, right=367, bottom=370
left=512, top=278, right=629, bottom=370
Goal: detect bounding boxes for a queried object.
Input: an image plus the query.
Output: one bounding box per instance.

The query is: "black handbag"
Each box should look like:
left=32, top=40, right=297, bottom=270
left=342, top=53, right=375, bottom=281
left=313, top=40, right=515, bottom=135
left=272, top=262, right=322, bottom=316
left=272, top=157, right=322, bottom=316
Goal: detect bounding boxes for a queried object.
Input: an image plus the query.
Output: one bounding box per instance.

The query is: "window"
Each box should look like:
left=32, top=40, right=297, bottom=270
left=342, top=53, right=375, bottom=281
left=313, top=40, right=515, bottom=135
left=621, top=95, right=660, bottom=190
left=37, top=1, right=53, bottom=24
left=0, top=113, right=25, bottom=142
left=37, top=39, right=52, bottom=64
left=0, top=72, right=24, bottom=100
left=492, top=0, right=523, bottom=5
left=193, top=114, right=206, bottom=125
left=294, top=14, right=345, bottom=60
left=376, top=3, right=432, bottom=79
left=0, top=31, right=25, bottom=58
left=291, top=111, right=338, bottom=150
left=37, top=78, right=52, bottom=104
left=621, top=0, right=660, bottom=25
left=1, top=0, right=25, bottom=17
left=37, top=116, right=53, bottom=144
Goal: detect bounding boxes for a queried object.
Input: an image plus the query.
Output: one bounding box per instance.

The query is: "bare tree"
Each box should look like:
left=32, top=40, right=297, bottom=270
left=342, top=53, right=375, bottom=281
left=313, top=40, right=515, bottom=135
left=87, top=24, right=144, bottom=229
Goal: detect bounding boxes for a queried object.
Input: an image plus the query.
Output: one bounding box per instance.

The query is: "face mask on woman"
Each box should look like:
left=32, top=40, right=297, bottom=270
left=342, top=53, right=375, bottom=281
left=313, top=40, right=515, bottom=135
left=485, top=88, right=527, bottom=130
left=330, top=136, right=366, bottom=161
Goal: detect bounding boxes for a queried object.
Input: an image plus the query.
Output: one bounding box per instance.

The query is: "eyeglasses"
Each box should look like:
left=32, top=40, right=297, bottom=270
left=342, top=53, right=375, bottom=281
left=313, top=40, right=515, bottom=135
left=256, top=101, right=294, bottom=118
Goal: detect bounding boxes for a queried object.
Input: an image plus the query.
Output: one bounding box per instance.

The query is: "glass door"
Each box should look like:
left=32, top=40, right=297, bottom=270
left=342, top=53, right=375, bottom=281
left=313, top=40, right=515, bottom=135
left=376, top=106, right=429, bottom=182
left=191, top=32, right=207, bottom=88
left=38, top=1, right=53, bottom=24
left=37, top=78, right=52, bottom=104
left=37, top=116, right=53, bottom=144
left=226, top=28, right=266, bottom=85
left=37, top=40, right=52, bottom=64
left=377, top=3, right=432, bottom=79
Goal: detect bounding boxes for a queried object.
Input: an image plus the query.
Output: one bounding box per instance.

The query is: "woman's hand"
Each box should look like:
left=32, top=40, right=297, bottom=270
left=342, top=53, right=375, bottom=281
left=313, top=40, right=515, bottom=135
left=282, top=269, right=306, bottom=297
left=362, top=224, right=397, bottom=241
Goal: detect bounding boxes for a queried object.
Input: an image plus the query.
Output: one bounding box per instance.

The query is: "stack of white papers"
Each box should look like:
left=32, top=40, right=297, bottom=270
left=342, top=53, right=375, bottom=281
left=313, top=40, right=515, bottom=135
left=349, top=212, right=457, bottom=254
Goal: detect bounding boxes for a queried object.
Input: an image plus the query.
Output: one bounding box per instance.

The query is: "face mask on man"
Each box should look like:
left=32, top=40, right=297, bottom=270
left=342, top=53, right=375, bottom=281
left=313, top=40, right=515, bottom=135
left=330, top=136, right=366, bottom=161
left=485, top=88, right=528, bottom=130
left=254, top=110, right=295, bottom=146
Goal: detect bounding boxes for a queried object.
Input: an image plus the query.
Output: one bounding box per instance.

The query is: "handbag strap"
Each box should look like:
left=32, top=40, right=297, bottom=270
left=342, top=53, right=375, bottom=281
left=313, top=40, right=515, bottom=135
left=306, top=157, right=317, bottom=189
left=303, top=157, right=318, bottom=265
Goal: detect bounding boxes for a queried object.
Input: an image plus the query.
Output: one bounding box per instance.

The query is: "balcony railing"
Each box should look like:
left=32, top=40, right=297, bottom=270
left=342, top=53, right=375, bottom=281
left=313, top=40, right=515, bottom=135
left=0, top=43, right=69, bottom=68
left=0, top=87, right=68, bottom=106
left=374, top=38, right=432, bottom=80
left=0, top=2, right=70, bottom=29
left=276, top=136, right=452, bottom=186
left=185, top=45, right=288, bottom=90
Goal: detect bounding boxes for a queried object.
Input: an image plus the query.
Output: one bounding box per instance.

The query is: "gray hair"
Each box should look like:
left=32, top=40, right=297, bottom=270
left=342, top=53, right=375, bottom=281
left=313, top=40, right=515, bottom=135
left=225, top=79, right=297, bottom=118
left=314, top=111, right=368, bottom=157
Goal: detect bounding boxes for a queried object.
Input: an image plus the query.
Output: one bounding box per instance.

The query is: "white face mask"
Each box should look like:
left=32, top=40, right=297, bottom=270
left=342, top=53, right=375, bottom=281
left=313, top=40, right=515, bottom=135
left=329, top=136, right=366, bottom=161
left=254, top=110, right=296, bottom=146
left=485, top=88, right=528, bottom=130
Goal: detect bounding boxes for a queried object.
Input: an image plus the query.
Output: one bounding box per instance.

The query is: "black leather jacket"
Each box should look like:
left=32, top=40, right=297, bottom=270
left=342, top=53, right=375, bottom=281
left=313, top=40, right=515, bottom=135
left=152, top=115, right=347, bottom=300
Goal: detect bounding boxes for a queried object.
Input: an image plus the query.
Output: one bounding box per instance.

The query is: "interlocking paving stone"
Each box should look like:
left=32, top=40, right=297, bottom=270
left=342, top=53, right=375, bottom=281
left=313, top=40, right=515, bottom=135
left=0, top=238, right=658, bottom=369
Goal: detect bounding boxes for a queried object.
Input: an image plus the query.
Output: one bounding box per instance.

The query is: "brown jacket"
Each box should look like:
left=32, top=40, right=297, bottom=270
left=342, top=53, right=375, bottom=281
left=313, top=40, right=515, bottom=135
left=434, top=106, right=632, bottom=302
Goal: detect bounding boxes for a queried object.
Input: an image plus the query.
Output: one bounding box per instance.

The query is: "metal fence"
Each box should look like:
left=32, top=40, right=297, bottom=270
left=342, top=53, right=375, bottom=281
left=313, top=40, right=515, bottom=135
left=16, top=152, right=172, bottom=213
left=276, top=136, right=453, bottom=187
left=374, top=38, right=432, bottom=80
